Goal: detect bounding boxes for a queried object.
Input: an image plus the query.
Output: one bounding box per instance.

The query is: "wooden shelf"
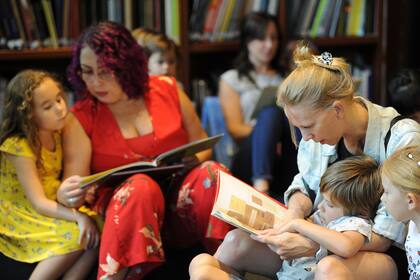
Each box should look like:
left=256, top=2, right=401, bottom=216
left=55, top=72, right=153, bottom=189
left=310, top=35, right=380, bottom=47
left=0, top=47, right=72, bottom=60
left=190, top=40, right=240, bottom=53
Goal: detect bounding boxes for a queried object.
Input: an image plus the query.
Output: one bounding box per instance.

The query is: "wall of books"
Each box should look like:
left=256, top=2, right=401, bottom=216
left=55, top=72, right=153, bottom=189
left=189, top=0, right=279, bottom=42
left=0, top=0, right=181, bottom=50
left=286, top=0, right=376, bottom=39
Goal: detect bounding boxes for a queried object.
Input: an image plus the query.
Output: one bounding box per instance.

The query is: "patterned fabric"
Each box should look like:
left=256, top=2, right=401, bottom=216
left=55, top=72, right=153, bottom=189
left=0, top=135, right=81, bottom=263
left=284, top=97, right=420, bottom=245
left=277, top=212, right=372, bottom=280
left=405, top=221, right=420, bottom=280
left=72, top=76, right=232, bottom=279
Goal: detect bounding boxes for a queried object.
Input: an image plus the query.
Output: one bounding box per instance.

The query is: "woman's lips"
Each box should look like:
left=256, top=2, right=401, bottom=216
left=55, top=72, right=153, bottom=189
left=95, top=91, right=107, bottom=97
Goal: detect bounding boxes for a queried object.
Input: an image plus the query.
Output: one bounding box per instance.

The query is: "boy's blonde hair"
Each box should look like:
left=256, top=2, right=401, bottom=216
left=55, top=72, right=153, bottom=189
left=132, top=28, right=177, bottom=59
left=382, top=145, right=420, bottom=194
left=320, top=155, right=382, bottom=219
left=277, top=42, right=354, bottom=109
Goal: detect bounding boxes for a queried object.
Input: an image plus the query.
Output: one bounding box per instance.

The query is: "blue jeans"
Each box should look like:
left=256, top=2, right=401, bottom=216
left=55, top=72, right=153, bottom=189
left=251, top=106, right=283, bottom=181
left=231, top=106, right=298, bottom=198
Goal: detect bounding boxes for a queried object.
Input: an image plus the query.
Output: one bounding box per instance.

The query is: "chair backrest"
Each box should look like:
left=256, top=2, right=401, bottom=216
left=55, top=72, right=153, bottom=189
left=201, top=96, right=235, bottom=168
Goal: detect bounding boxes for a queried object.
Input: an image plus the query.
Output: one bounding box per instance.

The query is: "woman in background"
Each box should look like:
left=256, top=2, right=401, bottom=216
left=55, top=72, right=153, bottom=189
left=219, top=12, right=297, bottom=197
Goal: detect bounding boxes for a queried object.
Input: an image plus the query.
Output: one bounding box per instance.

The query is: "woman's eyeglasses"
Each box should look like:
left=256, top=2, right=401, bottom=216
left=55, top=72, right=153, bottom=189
left=79, top=69, right=115, bottom=82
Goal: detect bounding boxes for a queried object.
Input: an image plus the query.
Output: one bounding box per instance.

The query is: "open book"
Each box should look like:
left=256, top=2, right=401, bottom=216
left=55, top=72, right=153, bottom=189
left=251, top=86, right=278, bottom=119
left=211, top=170, right=287, bottom=235
left=80, top=134, right=223, bottom=189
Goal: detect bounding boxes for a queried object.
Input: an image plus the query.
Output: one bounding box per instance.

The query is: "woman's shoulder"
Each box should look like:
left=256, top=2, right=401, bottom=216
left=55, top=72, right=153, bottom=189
left=148, top=75, right=179, bottom=99
left=388, top=118, right=420, bottom=151
left=220, top=69, right=240, bottom=83
left=149, top=75, right=177, bottom=88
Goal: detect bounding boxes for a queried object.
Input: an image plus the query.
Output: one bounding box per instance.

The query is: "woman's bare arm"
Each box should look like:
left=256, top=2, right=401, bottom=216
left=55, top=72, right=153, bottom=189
left=218, top=80, right=253, bottom=141
left=178, top=87, right=211, bottom=162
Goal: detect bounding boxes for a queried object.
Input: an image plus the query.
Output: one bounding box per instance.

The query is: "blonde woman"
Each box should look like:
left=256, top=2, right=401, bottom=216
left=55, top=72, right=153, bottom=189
left=191, top=45, right=420, bottom=279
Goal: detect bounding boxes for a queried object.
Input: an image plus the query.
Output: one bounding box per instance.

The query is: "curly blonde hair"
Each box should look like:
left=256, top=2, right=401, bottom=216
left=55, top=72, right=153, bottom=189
left=0, top=70, right=64, bottom=168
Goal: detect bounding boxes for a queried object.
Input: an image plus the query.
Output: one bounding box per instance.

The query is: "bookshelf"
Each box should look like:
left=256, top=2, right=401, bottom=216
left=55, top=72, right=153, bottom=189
left=0, top=0, right=388, bottom=105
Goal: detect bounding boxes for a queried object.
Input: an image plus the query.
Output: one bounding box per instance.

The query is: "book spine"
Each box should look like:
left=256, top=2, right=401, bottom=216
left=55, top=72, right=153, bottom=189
left=41, top=0, right=59, bottom=47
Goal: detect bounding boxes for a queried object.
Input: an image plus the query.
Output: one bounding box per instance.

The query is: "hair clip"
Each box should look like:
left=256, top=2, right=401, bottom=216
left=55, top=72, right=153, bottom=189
left=407, top=153, right=420, bottom=167
left=317, top=52, right=333, bottom=65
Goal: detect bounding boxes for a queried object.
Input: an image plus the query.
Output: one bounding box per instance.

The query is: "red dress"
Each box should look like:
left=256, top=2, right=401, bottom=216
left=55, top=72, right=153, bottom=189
left=72, top=76, right=231, bottom=279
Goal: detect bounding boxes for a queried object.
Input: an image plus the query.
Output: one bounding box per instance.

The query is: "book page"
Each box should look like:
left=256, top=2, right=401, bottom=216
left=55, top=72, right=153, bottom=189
left=212, top=170, right=287, bottom=235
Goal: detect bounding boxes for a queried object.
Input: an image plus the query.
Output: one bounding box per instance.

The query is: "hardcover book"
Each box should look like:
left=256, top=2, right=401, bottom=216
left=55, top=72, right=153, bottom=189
left=211, top=170, right=287, bottom=235
left=80, top=134, right=223, bottom=189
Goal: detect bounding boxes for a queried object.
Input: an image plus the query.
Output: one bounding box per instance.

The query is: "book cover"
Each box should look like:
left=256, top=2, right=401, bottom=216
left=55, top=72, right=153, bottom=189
left=251, top=86, right=278, bottom=120
left=80, top=134, right=223, bottom=189
left=82, top=164, right=186, bottom=191
left=211, top=170, right=287, bottom=235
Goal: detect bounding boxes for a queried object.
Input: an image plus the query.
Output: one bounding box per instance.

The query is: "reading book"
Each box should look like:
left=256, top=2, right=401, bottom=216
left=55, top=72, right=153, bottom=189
left=211, top=170, right=287, bottom=235
left=251, top=86, right=279, bottom=119
left=80, top=134, right=224, bottom=189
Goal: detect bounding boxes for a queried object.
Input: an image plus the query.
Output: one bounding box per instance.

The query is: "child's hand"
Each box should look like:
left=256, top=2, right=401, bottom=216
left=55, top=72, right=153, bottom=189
left=57, top=175, right=86, bottom=208
left=85, top=184, right=98, bottom=205
left=251, top=231, right=318, bottom=260
left=75, top=211, right=100, bottom=250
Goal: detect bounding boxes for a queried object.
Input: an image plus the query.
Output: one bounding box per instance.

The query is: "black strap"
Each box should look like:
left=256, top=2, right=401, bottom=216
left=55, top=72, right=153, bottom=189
left=302, top=177, right=317, bottom=204
left=384, top=115, right=406, bottom=153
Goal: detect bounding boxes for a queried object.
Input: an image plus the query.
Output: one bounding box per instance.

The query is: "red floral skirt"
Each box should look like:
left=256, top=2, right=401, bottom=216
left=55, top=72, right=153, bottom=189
left=94, top=161, right=231, bottom=279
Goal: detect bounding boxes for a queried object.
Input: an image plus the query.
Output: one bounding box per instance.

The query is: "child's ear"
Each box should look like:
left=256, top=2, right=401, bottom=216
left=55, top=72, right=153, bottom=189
left=406, top=192, right=420, bottom=211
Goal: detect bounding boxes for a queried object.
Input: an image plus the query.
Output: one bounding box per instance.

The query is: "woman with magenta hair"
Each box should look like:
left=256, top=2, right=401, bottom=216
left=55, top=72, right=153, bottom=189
left=57, top=21, right=231, bottom=279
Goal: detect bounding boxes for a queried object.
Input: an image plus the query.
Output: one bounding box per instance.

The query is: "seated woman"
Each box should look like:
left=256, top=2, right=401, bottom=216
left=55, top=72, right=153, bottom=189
left=219, top=12, right=297, bottom=197
left=58, top=21, right=231, bottom=280
left=194, top=45, right=420, bottom=280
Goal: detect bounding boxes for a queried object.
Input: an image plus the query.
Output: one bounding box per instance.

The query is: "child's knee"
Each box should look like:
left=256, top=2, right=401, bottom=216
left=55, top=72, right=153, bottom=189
left=216, top=229, right=252, bottom=260
left=190, top=253, right=221, bottom=280
left=189, top=253, right=215, bottom=273
left=315, top=256, right=348, bottom=280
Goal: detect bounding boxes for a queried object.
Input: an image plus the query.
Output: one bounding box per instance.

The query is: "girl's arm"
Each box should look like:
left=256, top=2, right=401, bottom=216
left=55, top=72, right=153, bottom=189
left=8, top=153, right=82, bottom=221
left=59, top=113, right=92, bottom=207
left=218, top=80, right=253, bottom=141
left=178, top=87, right=211, bottom=162
left=7, top=154, right=99, bottom=248
left=290, top=219, right=366, bottom=258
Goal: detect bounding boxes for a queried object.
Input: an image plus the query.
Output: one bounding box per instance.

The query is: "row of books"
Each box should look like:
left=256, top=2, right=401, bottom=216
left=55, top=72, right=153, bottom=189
left=189, top=0, right=279, bottom=42
left=287, top=0, right=375, bottom=38
left=0, top=0, right=180, bottom=50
